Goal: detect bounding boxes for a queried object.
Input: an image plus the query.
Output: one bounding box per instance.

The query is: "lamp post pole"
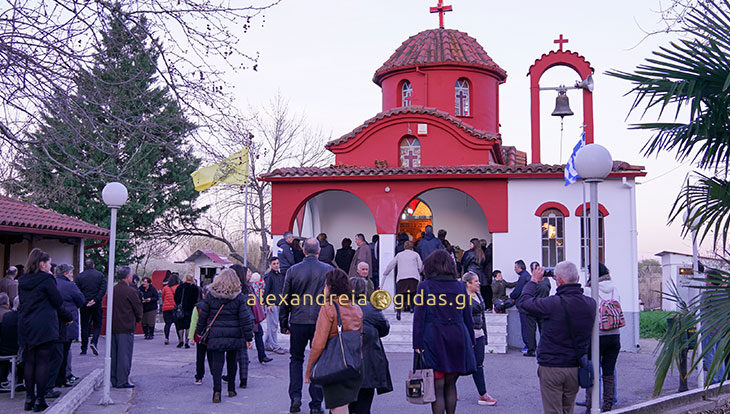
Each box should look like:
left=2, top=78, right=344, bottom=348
left=100, top=206, right=118, bottom=405
left=573, top=143, right=613, bottom=414
left=587, top=179, right=601, bottom=414
left=100, top=182, right=128, bottom=406
left=690, top=225, right=705, bottom=388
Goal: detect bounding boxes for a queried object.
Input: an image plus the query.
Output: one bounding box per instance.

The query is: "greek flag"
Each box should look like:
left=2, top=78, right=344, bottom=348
left=564, top=132, right=585, bottom=186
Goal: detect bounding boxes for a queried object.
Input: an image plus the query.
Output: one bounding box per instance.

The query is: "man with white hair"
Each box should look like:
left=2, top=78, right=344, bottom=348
left=518, top=261, right=596, bottom=414
left=355, top=262, right=375, bottom=296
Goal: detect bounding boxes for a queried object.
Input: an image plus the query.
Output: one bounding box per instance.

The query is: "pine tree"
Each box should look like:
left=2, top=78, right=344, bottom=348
left=14, top=7, right=206, bottom=266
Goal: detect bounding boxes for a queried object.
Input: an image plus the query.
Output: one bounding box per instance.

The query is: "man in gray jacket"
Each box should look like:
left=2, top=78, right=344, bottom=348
left=280, top=238, right=331, bottom=414
left=0, top=267, right=18, bottom=303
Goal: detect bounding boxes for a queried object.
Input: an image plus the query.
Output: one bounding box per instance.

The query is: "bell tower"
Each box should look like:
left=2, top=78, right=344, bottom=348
left=528, top=35, right=595, bottom=164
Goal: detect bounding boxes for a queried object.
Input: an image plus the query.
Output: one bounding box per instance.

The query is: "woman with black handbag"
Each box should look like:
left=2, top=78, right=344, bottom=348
left=195, top=269, right=253, bottom=403
left=348, top=277, right=392, bottom=413
left=305, top=269, right=363, bottom=414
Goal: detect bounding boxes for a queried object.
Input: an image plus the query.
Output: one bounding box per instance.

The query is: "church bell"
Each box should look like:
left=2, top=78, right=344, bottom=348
left=551, top=89, right=574, bottom=118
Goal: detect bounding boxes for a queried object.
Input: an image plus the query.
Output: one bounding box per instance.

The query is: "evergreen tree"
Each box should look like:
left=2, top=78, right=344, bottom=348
left=14, top=7, right=206, bottom=265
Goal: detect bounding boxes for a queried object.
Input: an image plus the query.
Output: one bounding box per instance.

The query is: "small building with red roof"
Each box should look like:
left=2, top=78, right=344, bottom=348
left=260, top=5, right=645, bottom=352
left=0, top=194, right=109, bottom=277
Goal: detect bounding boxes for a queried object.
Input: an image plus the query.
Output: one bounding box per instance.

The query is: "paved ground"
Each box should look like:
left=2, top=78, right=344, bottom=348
left=0, top=334, right=698, bottom=413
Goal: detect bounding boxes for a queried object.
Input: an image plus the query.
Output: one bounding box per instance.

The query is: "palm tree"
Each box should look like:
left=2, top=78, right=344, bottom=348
left=607, top=0, right=730, bottom=392
left=607, top=0, right=730, bottom=251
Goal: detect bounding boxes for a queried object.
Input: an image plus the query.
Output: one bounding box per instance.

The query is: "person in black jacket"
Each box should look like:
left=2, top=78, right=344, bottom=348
left=349, top=277, right=392, bottom=414
left=174, top=275, right=200, bottom=348
left=139, top=277, right=159, bottom=340
left=334, top=238, right=356, bottom=271
left=462, top=272, right=498, bottom=406
left=0, top=294, right=20, bottom=386
left=316, top=233, right=335, bottom=267
left=75, top=258, right=106, bottom=356
left=510, top=259, right=536, bottom=356
left=47, top=264, right=83, bottom=397
left=461, top=238, right=492, bottom=309
left=195, top=268, right=253, bottom=404
left=280, top=238, right=332, bottom=414
left=18, top=248, right=69, bottom=412
left=277, top=232, right=296, bottom=274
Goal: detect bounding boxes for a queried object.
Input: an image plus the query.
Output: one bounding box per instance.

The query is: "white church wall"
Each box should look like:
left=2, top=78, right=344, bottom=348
left=418, top=188, right=490, bottom=251
left=494, top=177, right=640, bottom=352
left=308, top=190, right=377, bottom=248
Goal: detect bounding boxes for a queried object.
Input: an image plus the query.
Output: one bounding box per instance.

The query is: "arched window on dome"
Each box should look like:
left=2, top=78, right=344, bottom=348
left=399, top=135, right=421, bottom=167
left=401, top=80, right=413, bottom=106
left=455, top=78, right=470, bottom=116
left=541, top=208, right=565, bottom=267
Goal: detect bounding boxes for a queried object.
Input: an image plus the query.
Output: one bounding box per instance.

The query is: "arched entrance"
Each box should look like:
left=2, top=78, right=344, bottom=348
left=292, top=190, right=377, bottom=246
left=400, top=188, right=490, bottom=252
left=397, top=198, right=432, bottom=242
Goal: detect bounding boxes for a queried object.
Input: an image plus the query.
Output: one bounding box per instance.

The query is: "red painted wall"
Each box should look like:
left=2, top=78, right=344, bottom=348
left=332, top=113, right=494, bottom=167
left=380, top=66, right=501, bottom=134
left=270, top=178, right=508, bottom=235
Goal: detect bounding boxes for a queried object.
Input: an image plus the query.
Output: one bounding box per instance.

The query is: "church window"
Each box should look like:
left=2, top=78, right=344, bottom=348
left=580, top=210, right=605, bottom=268
left=455, top=78, right=470, bottom=116
left=399, top=135, right=421, bottom=168
left=401, top=80, right=413, bottom=106
left=541, top=209, right=565, bottom=267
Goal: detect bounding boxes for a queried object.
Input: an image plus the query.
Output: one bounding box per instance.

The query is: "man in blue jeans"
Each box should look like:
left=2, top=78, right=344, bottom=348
left=280, top=238, right=332, bottom=414
left=510, top=260, right=537, bottom=356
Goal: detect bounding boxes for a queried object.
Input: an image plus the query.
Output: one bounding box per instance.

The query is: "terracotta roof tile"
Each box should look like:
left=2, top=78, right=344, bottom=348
left=261, top=161, right=645, bottom=180
left=327, top=106, right=499, bottom=149
left=374, top=29, right=507, bottom=85
left=0, top=195, right=109, bottom=238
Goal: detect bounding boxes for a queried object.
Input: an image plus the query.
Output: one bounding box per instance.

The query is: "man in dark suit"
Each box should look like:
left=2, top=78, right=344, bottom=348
left=75, top=259, right=106, bottom=355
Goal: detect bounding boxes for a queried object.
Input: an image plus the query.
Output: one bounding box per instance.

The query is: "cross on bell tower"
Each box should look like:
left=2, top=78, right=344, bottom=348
left=430, top=0, right=453, bottom=29
left=554, top=34, right=569, bottom=51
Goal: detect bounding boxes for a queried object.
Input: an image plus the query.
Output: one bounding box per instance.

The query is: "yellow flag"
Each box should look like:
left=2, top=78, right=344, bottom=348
left=191, top=148, right=249, bottom=191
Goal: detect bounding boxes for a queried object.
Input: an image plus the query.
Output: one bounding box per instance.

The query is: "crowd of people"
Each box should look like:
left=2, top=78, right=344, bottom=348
left=0, top=225, right=629, bottom=414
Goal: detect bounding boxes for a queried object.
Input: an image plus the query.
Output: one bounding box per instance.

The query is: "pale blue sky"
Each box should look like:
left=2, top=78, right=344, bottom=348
left=229, top=0, right=712, bottom=260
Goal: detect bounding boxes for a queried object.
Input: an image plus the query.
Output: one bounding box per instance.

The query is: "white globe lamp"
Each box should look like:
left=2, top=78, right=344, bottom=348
left=574, top=144, right=613, bottom=181
left=102, top=182, right=128, bottom=208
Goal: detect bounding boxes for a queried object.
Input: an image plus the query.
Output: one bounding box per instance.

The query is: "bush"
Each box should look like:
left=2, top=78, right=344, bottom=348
left=640, top=311, right=671, bottom=339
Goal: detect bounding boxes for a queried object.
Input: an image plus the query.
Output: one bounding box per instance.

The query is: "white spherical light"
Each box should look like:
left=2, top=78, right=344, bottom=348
left=574, top=144, right=613, bottom=180
left=102, top=182, right=128, bottom=208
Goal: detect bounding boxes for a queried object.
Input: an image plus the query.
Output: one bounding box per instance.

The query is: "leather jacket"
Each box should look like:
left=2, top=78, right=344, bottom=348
left=280, top=256, right=332, bottom=329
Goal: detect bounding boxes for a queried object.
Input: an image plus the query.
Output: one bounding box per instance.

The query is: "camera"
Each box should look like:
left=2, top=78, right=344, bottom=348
left=544, top=268, right=555, bottom=278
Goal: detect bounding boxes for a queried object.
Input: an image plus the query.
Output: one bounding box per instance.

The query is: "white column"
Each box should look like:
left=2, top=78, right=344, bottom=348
left=78, top=239, right=85, bottom=273
left=378, top=234, right=396, bottom=312
left=271, top=235, right=284, bottom=260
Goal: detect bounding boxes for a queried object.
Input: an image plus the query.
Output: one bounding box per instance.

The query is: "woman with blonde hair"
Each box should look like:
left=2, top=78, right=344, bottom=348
left=195, top=268, right=253, bottom=403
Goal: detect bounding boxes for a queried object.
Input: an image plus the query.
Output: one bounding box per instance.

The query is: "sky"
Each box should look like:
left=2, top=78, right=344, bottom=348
left=226, top=0, right=714, bottom=260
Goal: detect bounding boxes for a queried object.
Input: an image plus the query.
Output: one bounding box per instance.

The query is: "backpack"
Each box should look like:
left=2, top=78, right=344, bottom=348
left=599, top=290, right=625, bottom=331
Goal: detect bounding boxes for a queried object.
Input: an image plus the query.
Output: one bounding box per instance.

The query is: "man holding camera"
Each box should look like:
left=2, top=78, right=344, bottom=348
left=518, top=261, right=596, bottom=414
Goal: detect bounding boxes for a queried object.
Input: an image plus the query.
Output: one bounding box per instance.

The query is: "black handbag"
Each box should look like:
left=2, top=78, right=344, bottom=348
left=173, top=304, right=185, bottom=320
left=309, top=302, right=363, bottom=385
left=559, top=296, right=594, bottom=389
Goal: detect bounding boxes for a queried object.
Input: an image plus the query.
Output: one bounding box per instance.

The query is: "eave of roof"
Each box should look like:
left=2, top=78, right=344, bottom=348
left=0, top=195, right=109, bottom=239
left=326, top=106, right=500, bottom=149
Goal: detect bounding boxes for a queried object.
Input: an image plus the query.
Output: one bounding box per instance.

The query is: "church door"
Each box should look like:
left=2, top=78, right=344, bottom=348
left=397, top=198, right=432, bottom=242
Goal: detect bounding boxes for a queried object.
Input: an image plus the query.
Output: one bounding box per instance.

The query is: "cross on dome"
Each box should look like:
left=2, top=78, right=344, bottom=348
left=554, top=34, right=568, bottom=51
left=429, top=0, right=453, bottom=29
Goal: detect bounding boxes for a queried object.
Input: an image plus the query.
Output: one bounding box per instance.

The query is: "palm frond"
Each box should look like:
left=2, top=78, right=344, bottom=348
left=670, top=173, right=730, bottom=250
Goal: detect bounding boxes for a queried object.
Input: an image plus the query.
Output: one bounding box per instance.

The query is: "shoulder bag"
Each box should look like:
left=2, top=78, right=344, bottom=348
left=309, top=302, right=363, bottom=385
left=559, top=296, right=594, bottom=389
left=194, top=303, right=224, bottom=345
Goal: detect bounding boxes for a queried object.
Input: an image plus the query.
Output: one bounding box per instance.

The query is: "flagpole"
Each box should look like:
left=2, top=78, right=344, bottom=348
left=243, top=183, right=249, bottom=267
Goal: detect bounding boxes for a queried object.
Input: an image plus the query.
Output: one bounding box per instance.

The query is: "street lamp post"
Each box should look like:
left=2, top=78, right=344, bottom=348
left=574, top=144, right=613, bottom=414
left=100, top=182, right=128, bottom=405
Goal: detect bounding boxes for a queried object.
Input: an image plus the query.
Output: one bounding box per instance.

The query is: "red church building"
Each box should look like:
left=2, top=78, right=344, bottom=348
left=261, top=5, right=645, bottom=352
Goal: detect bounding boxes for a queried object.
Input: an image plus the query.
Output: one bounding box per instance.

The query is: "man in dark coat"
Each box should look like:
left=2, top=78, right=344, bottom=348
left=0, top=293, right=18, bottom=384
left=416, top=225, right=444, bottom=261
left=263, top=257, right=285, bottom=354
left=277, top=232, right=296, bottom=275
left=334, top=238, right=355, bottom=271
left=280, top=238, right=332, bottom=414
left=518, top=261, right=596, bottom=414
left=316, top=233, right=335, bottom=267
left=510, top=259, right=538, bottom=356
left=75, top=259, right=106, bottom=355
left=369, top=235, right=380, bottom=289
left=348, top=234, right=372, bottom=280
left=110, top=266, right=143, bottom=388
left=47, top=264, right=84, bottom=395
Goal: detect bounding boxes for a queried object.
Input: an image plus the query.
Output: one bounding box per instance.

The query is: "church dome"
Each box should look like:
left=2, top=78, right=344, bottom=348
left=373, top=28, right=507, bottom=85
